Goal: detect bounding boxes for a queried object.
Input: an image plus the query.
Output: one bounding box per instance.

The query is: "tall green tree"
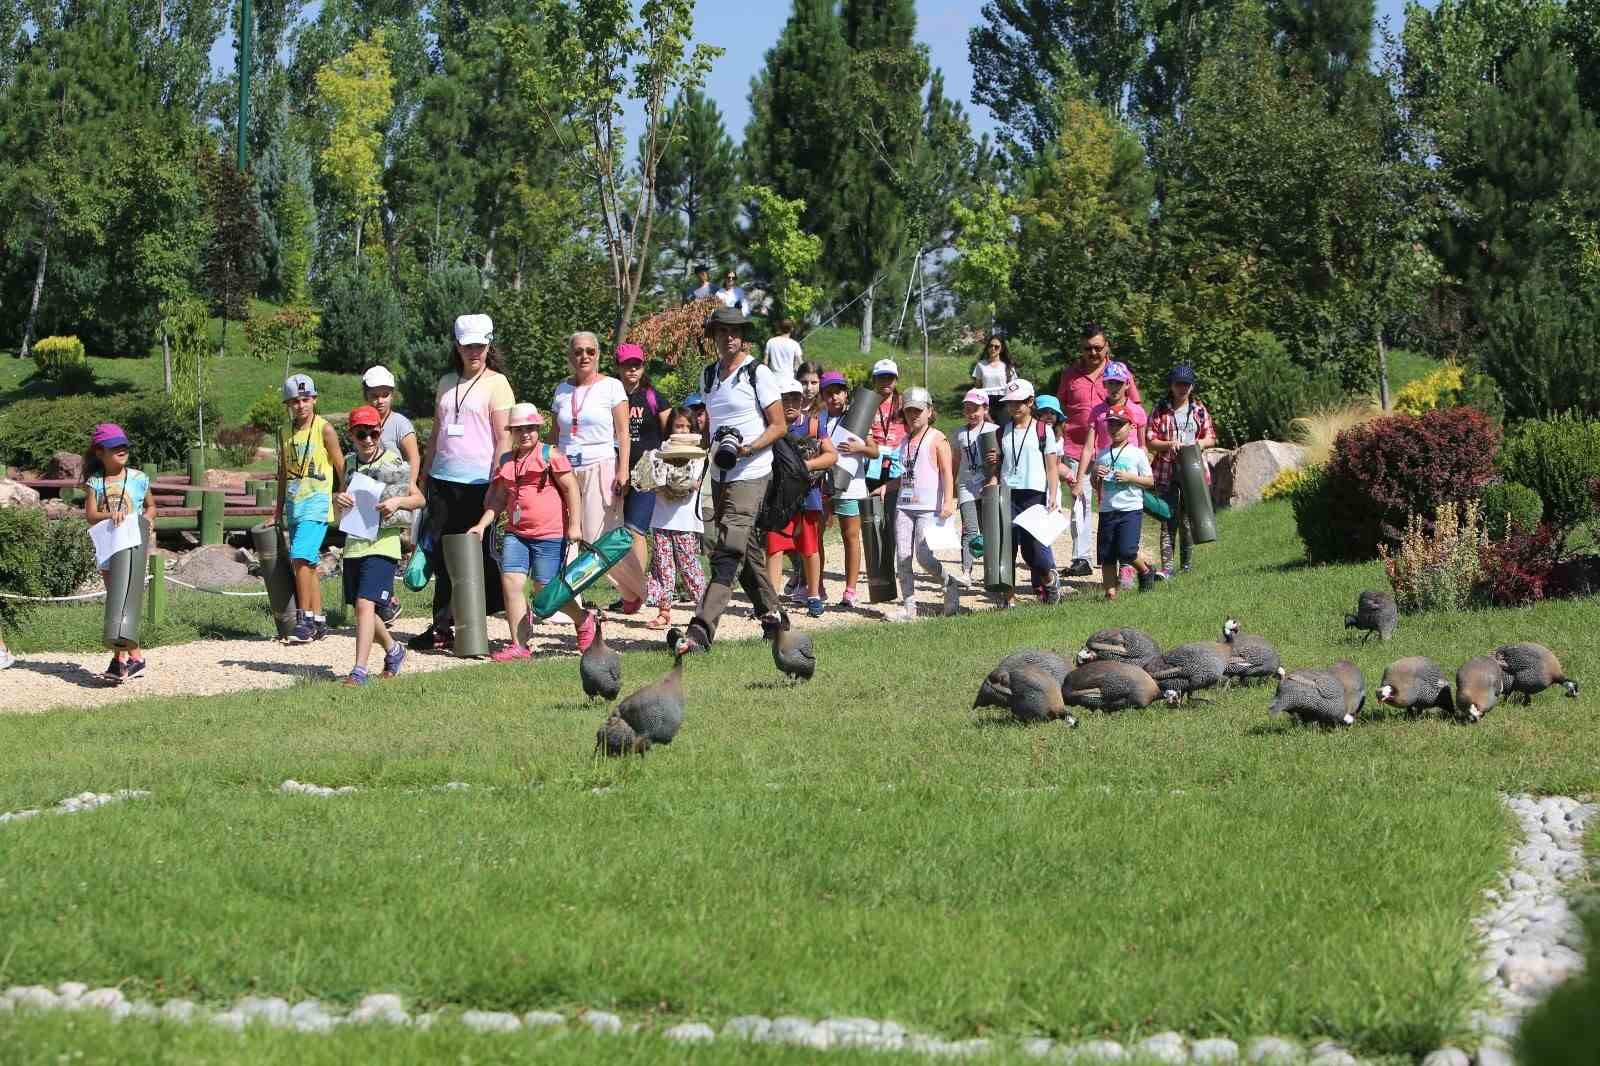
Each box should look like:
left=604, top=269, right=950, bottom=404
left=651, top=87, right=739, bottom=280
left=313, top=27, right=395, bottom=259
left=200, top=149, right=264, bottom=355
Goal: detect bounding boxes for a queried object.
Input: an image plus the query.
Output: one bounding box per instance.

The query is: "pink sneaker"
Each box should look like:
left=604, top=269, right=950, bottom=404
left=491, top=643, right=531, bottom=662
left=841, top=588, right=858, bottom=607
left=575, top=610, right=598, bottom=652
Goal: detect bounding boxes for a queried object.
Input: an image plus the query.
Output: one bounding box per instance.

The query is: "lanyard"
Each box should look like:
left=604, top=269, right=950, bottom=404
left=568, top=378, right=599, bottom=428
left=98, top=470, right=128, bottom=515
left=452, top=370, right=486, bottom=424
left=963, top=429, right=984, bottom=473
left=290, top=419, right=316, bottom=479
left=876, top=399, right=898, bottom=443
left=1006, top=422, right=1033, bottom=475
left=1107, top=441, right=1129, bottom=477
left=903, top=427, right=929, bottom=478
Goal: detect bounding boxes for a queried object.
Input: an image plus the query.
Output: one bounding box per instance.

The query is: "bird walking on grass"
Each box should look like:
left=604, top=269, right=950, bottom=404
left=617, top=636, right=687, bottom=745
left=762, top=608, right=815, bottom=683
left=1345, top=589, right=1398, bottom=642
left=1269, top=661, right=1363, bottom=727
left=974, top=649, right=1072, bottom=710
left=1063, top=660, right=1171, bottom=711
left=1075, top=627, right=1162, bottom=670
left=579, top=612, right=622, bottom=703
left=994, top=665, right=1078, bottom=726
left=1456, top=656, right=1511, bottom=723
left=1376, top=656, right=1454, bottom=716
left=1494, top=643, right=1580, bottom=704
left=1220, top=618, right=1284, bottom=686
left=595, top=712, right=650, bottom=757
left=1145, top=642, right=1229, bottom=702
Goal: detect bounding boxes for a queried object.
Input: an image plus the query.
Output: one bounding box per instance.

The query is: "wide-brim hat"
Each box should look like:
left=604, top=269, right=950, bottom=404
left=704, top=306, right=753, bottom=333
left=507, top=402, right=545, bottom=428
left=659, top=433, right=709, bottom=462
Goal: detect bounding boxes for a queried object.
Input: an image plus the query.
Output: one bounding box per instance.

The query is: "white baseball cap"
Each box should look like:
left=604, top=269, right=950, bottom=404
left=453, top=313, right=494, bottom=346
left=1003, top=378, right=1035, bottom=402
left=362, top=365, right=396, bottom=390
left=902, top=386, right=934, bottom=411
left=871, top=358, right=899, bottom=379
left=776, top=375, right=804, bottom=396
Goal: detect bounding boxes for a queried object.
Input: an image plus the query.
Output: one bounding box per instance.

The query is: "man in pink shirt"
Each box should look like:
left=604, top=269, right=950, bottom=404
left=1056, top=323, right=1141, bottom=575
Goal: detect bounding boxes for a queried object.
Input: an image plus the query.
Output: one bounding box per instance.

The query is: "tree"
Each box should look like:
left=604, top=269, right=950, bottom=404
left=201, top=150, right=263, bottom=356
left=746, top=185, right=823, bottom=322
left=652, top=87, right=739, bottom=278
left=949, top=184, right=1018, bottom=329
left=1267, top=0, right=1375, bottom=94
left=507, top=0, right=721, bottom=342
left=313, top=26, right=395, bottom=259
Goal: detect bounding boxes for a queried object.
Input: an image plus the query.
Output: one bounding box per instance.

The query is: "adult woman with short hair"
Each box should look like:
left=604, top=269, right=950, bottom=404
left=551, top=331, right=647, bottom=611
left=409, top=314, right=514, bottom=652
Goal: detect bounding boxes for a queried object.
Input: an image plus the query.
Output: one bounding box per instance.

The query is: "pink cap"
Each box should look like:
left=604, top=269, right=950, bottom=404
left=962, top=388, right=990, bottom=406
left=615, top=343, right=645, bottom=365
left=1103, top=361, right=1132, bottom=383
left=91, top=423, right=129, bottom=448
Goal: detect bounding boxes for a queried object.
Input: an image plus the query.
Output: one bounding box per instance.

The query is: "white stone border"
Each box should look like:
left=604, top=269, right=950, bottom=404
left=0, top=790, right=149, bottom=825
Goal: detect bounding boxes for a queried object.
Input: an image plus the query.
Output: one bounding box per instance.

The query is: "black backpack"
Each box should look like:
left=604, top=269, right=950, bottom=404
left=757, top=432, right=812, bottom=533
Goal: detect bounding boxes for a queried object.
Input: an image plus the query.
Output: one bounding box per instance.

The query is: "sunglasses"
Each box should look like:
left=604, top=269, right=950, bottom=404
left=513, top=425, right=540, bottom=433
left=353, top=429, right=381, bottom=440
left=573, top=347, right=597, bottom=355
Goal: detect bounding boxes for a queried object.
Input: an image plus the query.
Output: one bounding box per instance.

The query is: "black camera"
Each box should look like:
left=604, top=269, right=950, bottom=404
left=711, top=425, right=744, bottom=471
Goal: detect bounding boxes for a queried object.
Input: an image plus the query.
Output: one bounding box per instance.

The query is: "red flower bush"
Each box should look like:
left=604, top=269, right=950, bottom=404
left=1475, top=523, right=1560, bottom=607
left=629, top=299, right=721, bottom=367
left=1313, top=407, right=1501, bottom=559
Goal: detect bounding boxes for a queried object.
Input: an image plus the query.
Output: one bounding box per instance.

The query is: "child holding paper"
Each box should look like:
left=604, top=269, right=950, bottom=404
left=887, top=387, right=962, bottom=622
left=82, top=423, right=157, bottom=681
left=276, top=374, right=345, bottom=644
left=1092, top=410, right=1157, bottom=600
left=992, top=380, right=1062, bottom=608
left=333, top=406, right=423, bottom=685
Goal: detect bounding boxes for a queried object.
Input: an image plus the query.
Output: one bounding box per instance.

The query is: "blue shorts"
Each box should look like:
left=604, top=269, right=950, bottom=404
left=623, top=489, right=656, bottom=534
left=831, top=498, right=860, bottom=518
left=287, top=520, right=328, bottom=564
left=501, top=534, right=565, bottom=584
left=1097, top=508, right=1144, bottom=566
left=343, top=554, right=398, bottom=607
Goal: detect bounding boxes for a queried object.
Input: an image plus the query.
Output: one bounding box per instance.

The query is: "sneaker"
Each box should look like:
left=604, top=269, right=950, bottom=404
left=806, top=596, right=825, bottom=619
left=285, top=618, right=315, bottom=645
left=123, top=658, right=147, bottom=681
left=378, top=598, right=402, bottom=625
left=105, top=656, right=127, bottom=681
left=491, top=643, right=532, bottom=662
left=407, top=626, right=453, bottom=652
left=783, top=572, right=803, bottom=601
left=381, top=645, right=406, bottom=679
left=1153, top=566, right=1172, bottom=582
left=887, top=603, right=917, bottom=623
left=841, top=588, right=859, bottom=608
left=0, top=649, right=13, bottom=670
left=1119, top=564, right=1135, bottom=589
left=1067, top=558, right=1093, bottom=578
left=313, top=618, right=330, bottom=641
left=1180, top=562, right=1193, bottom=573
left=1138, top=568, right=1156, bottom=593
left=343, top=668, right=369, bottom=687
left=575, top=609, right=598, bottom=653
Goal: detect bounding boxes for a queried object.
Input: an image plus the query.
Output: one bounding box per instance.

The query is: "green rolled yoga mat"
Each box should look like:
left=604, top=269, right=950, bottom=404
left=978, top=429, right=1013, bottom=595
left=250, top=523, right=298, bottom=639
left=860, top=495, right=898, bottom=604
left=1177, top=443, right=1218, bottom=544
left=443, top=532, right=489, bottom=658
left=101, top=519, right=150, bottom=650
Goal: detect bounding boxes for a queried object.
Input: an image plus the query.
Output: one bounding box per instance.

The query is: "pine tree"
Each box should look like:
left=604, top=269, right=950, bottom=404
left=652, top=87, right=739, bottom=281
left=1266, top=0, right=1374, bottom=96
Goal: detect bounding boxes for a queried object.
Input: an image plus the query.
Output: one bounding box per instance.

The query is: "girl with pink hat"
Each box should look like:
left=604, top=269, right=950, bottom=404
left=83, top=423, right=157, bottom=681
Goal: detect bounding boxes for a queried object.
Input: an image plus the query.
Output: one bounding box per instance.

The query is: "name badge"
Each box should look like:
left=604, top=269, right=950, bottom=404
left=445, top=423, right=465, bottom=438
left=565, top=444, right=587, bottom=467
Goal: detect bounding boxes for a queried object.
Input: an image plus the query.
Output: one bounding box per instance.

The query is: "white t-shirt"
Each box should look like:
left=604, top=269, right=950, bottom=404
left=552, top=376, right=628, bottom=465
left=703, top=356, right=782, bottom=483
left=651, top=458, right=706, bottom=534
left=999, top=420, right=1061, bottom=493
left=953, top=424, right=995, bottom=503
left=764, top=335, right=803, bottom=379
left=820, top=410, right=868, bottom=501
left=1168, top=402, right=1201, bottom=446
left=972, top=359, right=1012, bottom=396
left=1096, top=443, right=1153, bottom=513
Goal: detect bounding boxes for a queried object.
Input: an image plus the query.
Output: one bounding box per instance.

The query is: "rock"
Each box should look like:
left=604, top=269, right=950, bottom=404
left=203, top=469, right=247, bottom=494
left=357, top=993, right=404, bottom=1014
left=1062, top=1039, right=1126, bottom=1060
left=1019, top=1038, right=1056, bottom=1058
left=289, top=1000, right=336, bottom=1033
left=46, top=451, right=84, bottom=482
left=42, top=499, right=69, bottom=520
left=1220, top=441, right=1306, bottom=507
left=210, top=1010, right=247, bottom=1032
left=57, top=981, right=88, bottom=1001
left=1423, top=1049, right=1472, bottom=1066
left=1204, top=447, right=1234, bottom=508
left=1309, top=1052, right=1358, bottom=1066
left=1474, top=1041, right=1515, bottom=1066
left=174, top=544, right=255, bottom=588
left=1247, top=1036, right=1302, bottom=1062
left=1136, top=1032, right=1190, bottom=1064
left=523, top=1010, right=564, bottom=1028
left=80, top=988, right=127, bottom=1011
left=460, top=1010, right=521, bottom=1033
left=1193, top=1037, right=1241, bottom=1062
left=767, top=1016, right=831, bottom=1049
left=237, top=996, right=291, bottom=1027
left=161, top=999, right=198, bottom=1022
left=583, top=1010, right=623, bottom=1035
left=13, top=986, right=59, bottom=1011
left=664, top=1022, right=716, bottom=1042
left=723, top=1015, right=771, bottom=1041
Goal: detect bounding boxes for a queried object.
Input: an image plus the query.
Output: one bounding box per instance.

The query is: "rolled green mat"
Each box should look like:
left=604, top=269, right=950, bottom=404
left=860, top=495, right=898, bottom=603
left=250, top=523, right=299, bottom=639
left=102, top=519, right=150, bottom=650
left=443, top=532, right=489, bottom=658
left=1177, top=443, right=1218, bottom=544
left=978, top=429, right=1013, bottom=594
left=827, top=387, right=882, bottom=495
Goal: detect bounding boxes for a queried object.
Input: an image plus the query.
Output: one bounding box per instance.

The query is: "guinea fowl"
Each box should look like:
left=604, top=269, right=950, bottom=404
left=992, top=665, right=1078, bottom=726
left=579, top=612, right=622, bottom=702
left=1220, top=618, right=1284, bottom=686
left=1062, top=660, right=1171, bottom=711
left=1076, top=627, right=1162, bottom=669
left=974, top=649, right=1073, bottom=709
left=1456, top=655, right=1511, bottom=723
left=595, top=712, right=650, bottom=757
left=762, top=608, right=815, bottom=683
left=617, top=636, right=687, bottom=745
left=1329, top=659, right=1366, bottom=718
left=1345, top=589, right=1398, bottom=642
left=1145, top=642, right=1229, bottom=701
left=1269, top=666, right=1357, bottom=727
left=1377, top=656, right=1454, bottom=715
left=1493, top=643, right=1580, bottom=704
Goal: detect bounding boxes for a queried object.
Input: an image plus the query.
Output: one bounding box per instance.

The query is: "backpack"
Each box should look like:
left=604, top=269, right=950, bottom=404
left=757, top=433, right=812, bottom=533
left=701, top=359, right=760, bottom=396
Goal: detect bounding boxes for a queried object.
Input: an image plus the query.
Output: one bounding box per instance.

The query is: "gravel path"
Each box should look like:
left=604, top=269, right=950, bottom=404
left=0, top=526, right=1114, bottom=717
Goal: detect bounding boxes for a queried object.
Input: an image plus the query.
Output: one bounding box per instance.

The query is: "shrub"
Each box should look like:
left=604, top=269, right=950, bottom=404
left=0, top=510, right=93, bottom=625
left=1288, top=400, right=1381, bottom=467
left=396, top=336, right=451, bottom=417
left=1261, top=466, right=1307, bottom=501
left=1287, top=465, right=1353, bottom=564
left=0, top=392, right=190, bottom=472
left=244, top=305, right=320, bottom=371
left=489, top=255, right=612, bottom=410
left=629, top=298, right=719, bottom=368
left=1475, top=524, right=1561, bottom=607
left=1226, top=331, right=1346, bottom=446
left=1312, top=407, right=1501, bottom=560
left=118, top=393, right=192, bottom=470
left=41, top=514, right=96, bottom=598
left=1392, top=365, right=1463, bottom=416
left=1480, top=482, right=1544, bottom=539
left=31, top=335, right=93, bottom=391
left=1497, top=413, right=1600, bottom=544
left=316, top=267, right=409, bottom=374
left=406, top=263, right=484, bottom=350
left=246, top=389, right=285, bottom=435
left=1379, top=501, right=1486, bottom=614
left=213, top=426, right=264, bottom=469
left=1479, top=267, right=1600, bottom=421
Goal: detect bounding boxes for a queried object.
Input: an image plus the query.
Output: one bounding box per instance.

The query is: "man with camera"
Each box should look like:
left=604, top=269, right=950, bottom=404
left=676, top=306, right=787, bottom=654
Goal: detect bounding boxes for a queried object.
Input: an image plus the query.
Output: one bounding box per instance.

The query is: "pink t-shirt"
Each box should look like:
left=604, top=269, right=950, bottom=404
left=1057, top=363, right=1142, bottom=452
left=1085, top=399, right=1148, bottom=455
left=897, top=426, right=947, bottom=513
left=492, top=447, right=573, bottom=539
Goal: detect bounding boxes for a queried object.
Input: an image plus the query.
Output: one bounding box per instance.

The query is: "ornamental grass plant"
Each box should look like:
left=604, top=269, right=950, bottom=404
left=1379, top=501, right=1486, bottom=614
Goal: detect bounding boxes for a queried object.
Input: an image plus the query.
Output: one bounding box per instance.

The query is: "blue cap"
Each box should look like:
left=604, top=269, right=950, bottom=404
left=1167, top=364, right=1197, bottom=385
left=1034, top=395, right=1063, bottom=417
left=685, top=392, right=704, bottom=407
left=282, top=373, right=317, bottom=401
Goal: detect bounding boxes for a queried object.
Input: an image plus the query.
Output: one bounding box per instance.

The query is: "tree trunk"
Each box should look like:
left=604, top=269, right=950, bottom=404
left=19, top=230, right=49, bottom=360
left=218, top=315, right=229, bottom=359
left=163, top=331, right=173, bottom=392
left=858, top=283, right=875, bottom=355
left=1376, top=330, right=1390, bottom=411
left=483, top=224, right=497, bottom=278
left=354, top=215, right=364, bottom=262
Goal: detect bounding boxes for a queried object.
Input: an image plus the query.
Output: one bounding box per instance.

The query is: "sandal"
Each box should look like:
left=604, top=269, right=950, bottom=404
left=646, top=612, right=673, bottom=630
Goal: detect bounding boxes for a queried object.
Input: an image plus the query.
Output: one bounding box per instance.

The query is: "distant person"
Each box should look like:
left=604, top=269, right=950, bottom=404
left=645, top=408, right=709, bottom=631
left=953, top=389, right=995, bottom=584
left=992, top=379, right=1061, bottom=608
left=714, top=269, right=749, bottom=315
left=818, top=371, right=878, bottom=607
left=685, top=264, right=714, bottom=303
left=765, top=318, right=803, bottom=380
left=1057, top=322, right=1141, bottom=578
left=971, top=333, right=1017, bottom=430
left=617, top=342, right=669, bottom=593
left=276, top=374, right=344, bottom=645
left=888, top=387, right=961, bottom=622
left=1145, top=364, right=1219, bottom=579
left=83, top=422, right=158, bottom=680
left=765, top=375, right=836, bottom=619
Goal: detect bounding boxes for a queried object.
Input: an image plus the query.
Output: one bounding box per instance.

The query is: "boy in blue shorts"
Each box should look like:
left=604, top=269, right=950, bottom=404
left=1092, top=410, right=1157, bottom=601
left=277, top=374, right=345, bottom=643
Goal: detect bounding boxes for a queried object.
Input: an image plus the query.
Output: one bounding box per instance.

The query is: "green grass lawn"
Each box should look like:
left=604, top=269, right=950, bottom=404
left=0, top=501, right=1595, bottom=1062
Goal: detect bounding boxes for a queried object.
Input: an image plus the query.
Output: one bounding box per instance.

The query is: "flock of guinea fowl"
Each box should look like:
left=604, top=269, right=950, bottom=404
left=576, top=590, right=1580, bottom=758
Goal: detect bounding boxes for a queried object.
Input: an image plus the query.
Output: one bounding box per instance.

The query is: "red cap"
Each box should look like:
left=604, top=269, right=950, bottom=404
left=348, top=406, right=382, bottom=429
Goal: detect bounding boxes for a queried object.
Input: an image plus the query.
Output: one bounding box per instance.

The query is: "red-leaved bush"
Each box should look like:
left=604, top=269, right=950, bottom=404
left=1316, top=407, right=1501, bottom=559
left=1475, top=523, right=1560, bottom=607
left=629, top=298, right=721, bottom=367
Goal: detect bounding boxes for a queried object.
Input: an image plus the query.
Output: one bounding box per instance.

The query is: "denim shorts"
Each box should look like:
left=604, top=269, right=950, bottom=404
left=501, top=533, right=565, bottom=584
left=623, top=488, right=656, bottom=534
left=342, top=553, right=397, bottom=606
left=1096, top=508, right=1144, bottom=565
left=287, top=520, right=328, bottom=564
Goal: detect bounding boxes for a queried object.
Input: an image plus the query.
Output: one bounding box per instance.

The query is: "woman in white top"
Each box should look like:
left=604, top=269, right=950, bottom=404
left=993, top=378, right=1062, bottom=607
left=550, top=330, right=646, bottom=610
left=971, top=333, right=1017, bottom=429
left=953, top=388, right=997, bottom=582
left=888, top=387, right=961, bottom=622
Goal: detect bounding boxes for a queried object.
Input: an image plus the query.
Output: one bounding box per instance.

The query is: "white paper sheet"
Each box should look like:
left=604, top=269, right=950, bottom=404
left=830, top=428, right=863, bottom=481
left=337, top=472, right=383, bottom=541
left=89, top=518, right=142, bottom=569
left=1014, top=503, right=1069, bottom=547
left=921, top=513, right=962, bottom=551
